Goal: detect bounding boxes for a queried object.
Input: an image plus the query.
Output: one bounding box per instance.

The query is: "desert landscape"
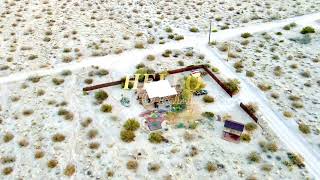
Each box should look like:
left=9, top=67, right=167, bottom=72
left=0, top=0, right=320, bottom=179
left=214, top=23, right=320, bottom=151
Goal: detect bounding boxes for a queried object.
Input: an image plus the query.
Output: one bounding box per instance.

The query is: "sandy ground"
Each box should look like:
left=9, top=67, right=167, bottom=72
left=214, top=23, right=320, bottom=153
left=0, top=0, right=319, bottom=76
left=0, top=51, right=310, bottom=179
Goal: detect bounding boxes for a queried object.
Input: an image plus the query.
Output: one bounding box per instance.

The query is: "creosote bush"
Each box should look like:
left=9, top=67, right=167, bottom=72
left=64, top=164, right=76, bottom=176
left=120, top=130, right=135, bottom=142
left=298, top=123, right=310, bottom=134
left=94, top=90, right=108, bottom=102
left=148, top=163, right=161, bottom=172
left=123, top=119, right=140, bottom=131
left=245, top=122, right=257, bottom=132
left=100, top=104, right=112, bottom=113
left=87, top=129, right=98, bottom=139
left=18, top=139, right=29, bottom=147
left=300, top=26, right=315, bottom=34
left=240, top=133, right=251, bottom=142
left=241, top=32, right=252, bottom=38
left=52, top=133, right=66, bottom=142
left=202, top=95, right=214, bottom=103
left=34, top=150, right=45, bottom=159
left=148, top=132, right=164, bottom=144
left=3, top=132, right=14, bottom=143
left=2, top=167, right=13, bottom=175
left=224, top=79, right=240, bottom=95
left=127, top=160, right=138, bottom=170
left=206, top=162, right=217, bottom=172
left=47, top=159, right=58, bottom=168
left=247, top=151, right=261, bottom=163
left=201, top=111, right=215, bottom=119
left=189, top=27, right=199, bottom=32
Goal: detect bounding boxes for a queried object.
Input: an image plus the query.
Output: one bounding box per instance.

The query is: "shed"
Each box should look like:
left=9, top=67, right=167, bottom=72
left=223, top=120, right=245, bottom=143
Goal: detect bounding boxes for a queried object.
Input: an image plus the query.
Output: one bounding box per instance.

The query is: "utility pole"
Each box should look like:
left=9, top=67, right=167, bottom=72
left=208, top=20, right=212, bottom=45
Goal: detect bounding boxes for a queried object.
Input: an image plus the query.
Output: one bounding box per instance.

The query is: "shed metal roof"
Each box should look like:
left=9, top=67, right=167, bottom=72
left=224, top=120, right=244, bottom=132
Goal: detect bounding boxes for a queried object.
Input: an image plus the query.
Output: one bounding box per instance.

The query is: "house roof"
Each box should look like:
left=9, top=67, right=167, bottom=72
left=224, top=120, right=244, bottom=132
left=144, top=80, right=177, bottom=99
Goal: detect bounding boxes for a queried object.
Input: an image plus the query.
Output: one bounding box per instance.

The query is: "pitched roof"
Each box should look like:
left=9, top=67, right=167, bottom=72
left=224, top=120, right=244, bottom=132
left=144, top=80, right=177, bottom=99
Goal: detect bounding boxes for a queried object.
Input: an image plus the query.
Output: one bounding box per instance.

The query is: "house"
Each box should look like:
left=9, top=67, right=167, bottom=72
left=137, top=80, right=181, bottom=108
left=222, top=120, right=245, bottom=143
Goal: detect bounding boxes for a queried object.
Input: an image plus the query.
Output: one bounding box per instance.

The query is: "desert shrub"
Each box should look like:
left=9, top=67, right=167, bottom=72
left=52, top=133, right=66, bottom=142
left=18, top=139, right=29, bottom=147
left=298, top=123, right=310, bottom=134
left=127, top=160, right=138, bottom=170
left=178, top=61, right=184, bottom=66
left=292, top=102, right=304, bottom=109
left=47, top=159, right=58, bottom=168
left=147, top=37, right=155, bottom=44
left=81, top=117, right=92, bottom=128
left=261, top=164, right=273, bottom=172
left=183, top=131, right=195, bottom=141
left=224, top=79, right=240, bottom=95
left=148, top=163, right=161, bottom=172
left=240, top=133, right=251, bottom=142
left=34, top=150, right=45, bottom=159
left=300, top=70, right=311, bottom=78
left=165, top=27, right=173, bottom=33
left=203, top=95, right=214, bottom=103
left=206, top=162, right=217, bottom=172
left=245, top=122, right=257, bottom=132
left=189, top=146, right=199, bottom=157
left=300, top=26, right=315, bottom=34
left=233, top=61, right=243, bottom=70
left=64, top=164, right=76, bottom=176
left=241, top=32, right=252, bottom=38
left=201, top=111, right=215, bottom=119
left=62, top=56, right=73, bottom=63
left=1, top=156, right=16, bottom=164
left=28, top=76, right=41, bottom=83
left=146, top=55, right=155, bottom=61
left=84, top=79, right=93, bottom=84
left=52, top=78, right=64, bottom=85
left=136, top=63, right=145, bottom=69
left=120, top=130, right=135, bottom=142
left=258, top=83, right=272, bottom=91
left=266, top=142, right=278, bottom=152
left=247, top=152, right=261, bottom=163
left=36, top=89, right=45, bottom=96
left=2, top=167, right=13, bottom=175
left=135, top=67, right=155, bottom=82
left=211, top=67, right=219, bottom=73
left=89, top=142, right=100, bottom=149
left=61, top=70, right=72, bottom=76
left=28, top=54, right=38, bottom=60
left=134, top=42, right=144, bottom=49
left=283, top=25, right=291, bottom=30
left=246, top=103, right=258, bottom=115
left=288, top=153, right=304, bottom=167
left=189, top=27, right=199, bottom=32
left=100, top=104, right=112, bottom=113
left=283, top=111, right=293, bottom=118
left=241, top=40, right=250, bottom=45
left=273, top=66, right=282, bottom=76
left=123, top=119, right=140, bottom=131
left=174, top=35, right=184, bottom=41
left=246, top=71, right=255, bottom=77
left=148, top=132, right=164, bottom=144
left=96, top=69, right=109, bottom=76
left=3, top=133, right=14, bottom=143
left=22, top=109, right=34, bottom=116
left=87, top=129, right=98, bottom=139
left=288, top=95, right=301, bottom=101
left=106, top=170, right=114, bottom=177
left=94, top=90, right=108, bottom=102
